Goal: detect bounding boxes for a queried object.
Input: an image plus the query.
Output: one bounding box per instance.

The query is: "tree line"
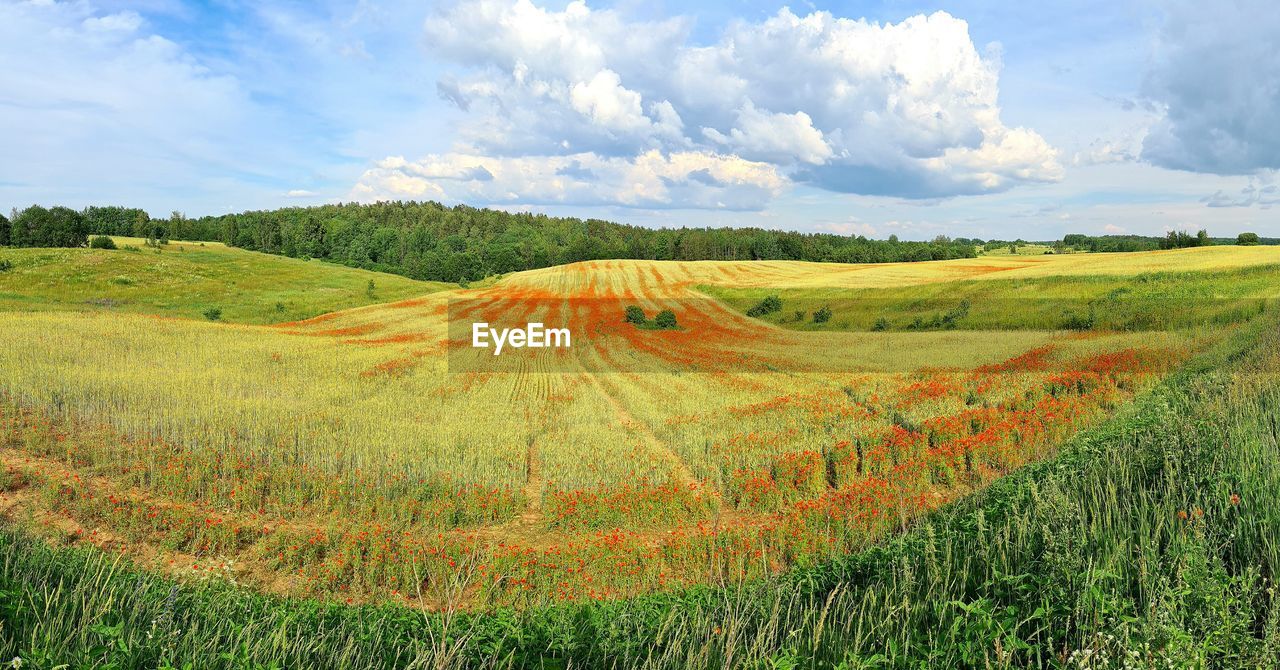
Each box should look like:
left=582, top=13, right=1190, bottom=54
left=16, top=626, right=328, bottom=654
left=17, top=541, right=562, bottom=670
left=2, top=201, right=978, bottom=282
left=4, top=201, right=1272, bottom=284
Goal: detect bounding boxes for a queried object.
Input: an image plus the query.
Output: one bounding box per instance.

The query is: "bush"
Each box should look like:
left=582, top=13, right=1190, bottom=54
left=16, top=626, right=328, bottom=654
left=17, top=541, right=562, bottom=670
left=89, top=235, right=117, bottom=249
left=1238, top=232, right=1261, bottom=246
left=813, top=305, right=832, bottom=324
left=624, top=305, right=646, bottom=324
left=872, top=317, right=889, bottom=331
left=654, top=309, right=678, bottom=329
left=746, top=295, right=783, bottom=318
left=203, top=307, right=223, bottom=321
left=0, top=259, right=12, bottom=272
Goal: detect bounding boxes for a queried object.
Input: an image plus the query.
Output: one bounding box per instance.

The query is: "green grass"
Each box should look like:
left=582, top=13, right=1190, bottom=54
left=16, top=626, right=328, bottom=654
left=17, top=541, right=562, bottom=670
left=2, top=309, right=1277, bottom=668
left=0, top=238, right=449, bottom=324
left=979, top=243, right=1059, bottom=256
left=702, top=262, right=1280, bottom=332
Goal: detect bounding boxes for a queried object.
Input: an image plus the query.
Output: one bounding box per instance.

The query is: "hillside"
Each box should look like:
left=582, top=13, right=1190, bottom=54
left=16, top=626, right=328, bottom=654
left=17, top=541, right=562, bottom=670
left=0, top=237, right=448, bottom=324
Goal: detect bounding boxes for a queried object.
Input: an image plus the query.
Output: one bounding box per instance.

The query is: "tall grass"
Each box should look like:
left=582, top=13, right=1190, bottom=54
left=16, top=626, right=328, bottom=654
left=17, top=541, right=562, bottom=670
left=3, top=310, right=1277, bottom=668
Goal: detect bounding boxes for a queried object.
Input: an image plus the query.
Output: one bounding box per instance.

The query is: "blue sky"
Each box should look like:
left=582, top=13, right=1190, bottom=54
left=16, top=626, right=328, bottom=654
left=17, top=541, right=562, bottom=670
left=2, top=0, right=1276, bottom=240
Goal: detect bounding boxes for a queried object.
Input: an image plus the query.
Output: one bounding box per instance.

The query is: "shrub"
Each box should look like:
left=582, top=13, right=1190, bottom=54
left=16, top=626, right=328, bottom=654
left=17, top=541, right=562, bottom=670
left=813, top=305, right=832, bottom=324
left=203, top=307, right=223, bottom=321
left=624, top=305, right=647, bottom=324
left=1061, top=310, right=1095, bottom=331
left=746, top=295, right=783, bottom=318
left=1238, top=232, right=1260, bottom=246
left=0, top=259, right=12, bottom=272
left=794, top=310, right=806, bottom=322
left=89, top=235, right=117, bottom=249
left=654, top=309, right=678, bottom=329
left=872, top=317, right=889, bottom=331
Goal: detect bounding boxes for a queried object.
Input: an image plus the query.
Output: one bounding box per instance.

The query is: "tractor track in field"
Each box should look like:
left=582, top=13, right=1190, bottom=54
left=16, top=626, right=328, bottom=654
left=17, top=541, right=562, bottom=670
left=582, top=372, right=700, bottom=488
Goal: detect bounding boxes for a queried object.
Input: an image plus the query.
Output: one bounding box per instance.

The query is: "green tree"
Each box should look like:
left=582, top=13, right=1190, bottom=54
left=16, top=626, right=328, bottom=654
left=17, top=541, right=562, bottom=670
left=89, top=235, right=117, bottom=249
left=0, top=212, right=9, bottom=246
left=624, top=305, right=646, bottom=324
left=813, top=305, right=833, bottom=324
left=1238, top=232, right=1261, bottom=246
left=654, top=309, right=677, bottom=329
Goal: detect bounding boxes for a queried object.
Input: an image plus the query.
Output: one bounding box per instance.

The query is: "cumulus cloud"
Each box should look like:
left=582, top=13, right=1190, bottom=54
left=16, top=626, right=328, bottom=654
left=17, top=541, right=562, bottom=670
left=1142, top=0, right=1280, bottom=174
left=372, top=1, right=1061, bottom=208
left=351, top=151, right=785, bottom=210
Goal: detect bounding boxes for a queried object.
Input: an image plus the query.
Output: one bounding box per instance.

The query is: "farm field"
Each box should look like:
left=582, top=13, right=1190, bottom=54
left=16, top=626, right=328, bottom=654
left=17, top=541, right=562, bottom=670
left=1, top=244, right=1273, bottom=620
left=0, top=237, right=450, bottom=324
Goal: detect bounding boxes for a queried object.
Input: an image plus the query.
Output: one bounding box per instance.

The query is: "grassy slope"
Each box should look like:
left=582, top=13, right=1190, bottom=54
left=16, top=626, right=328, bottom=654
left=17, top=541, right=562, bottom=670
left=1, top=308, right=1276, bottom=668
left=0, top=237, right=449, bottom=324
left=702, top=261, right=1280, bottom=331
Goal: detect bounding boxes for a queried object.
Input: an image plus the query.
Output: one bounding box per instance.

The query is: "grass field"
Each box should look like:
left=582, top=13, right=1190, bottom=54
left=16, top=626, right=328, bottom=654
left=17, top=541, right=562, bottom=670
left=0, top=237, right=449, bottom=324
left=2, top=244, right=1279, bottom=666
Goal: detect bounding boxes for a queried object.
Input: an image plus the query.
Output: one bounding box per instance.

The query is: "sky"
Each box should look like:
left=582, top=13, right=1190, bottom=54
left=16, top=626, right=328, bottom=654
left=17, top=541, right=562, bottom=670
left=1, top=0, right=1277, bottom=240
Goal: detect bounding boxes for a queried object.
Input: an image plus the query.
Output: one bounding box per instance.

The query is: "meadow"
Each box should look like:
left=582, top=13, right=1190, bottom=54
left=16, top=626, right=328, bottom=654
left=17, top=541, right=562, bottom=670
left=0, top=237, right=449, bottom=324
left=1, top=244, right=1278, bottom=666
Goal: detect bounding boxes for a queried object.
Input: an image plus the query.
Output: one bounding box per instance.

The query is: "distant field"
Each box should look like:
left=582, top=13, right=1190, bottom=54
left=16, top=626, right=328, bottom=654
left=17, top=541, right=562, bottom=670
left=702, top=262, right=1280, bottom=331
left=661, top=244, right=1280, bottom=289
left=0, top=237, right=449, bottom=324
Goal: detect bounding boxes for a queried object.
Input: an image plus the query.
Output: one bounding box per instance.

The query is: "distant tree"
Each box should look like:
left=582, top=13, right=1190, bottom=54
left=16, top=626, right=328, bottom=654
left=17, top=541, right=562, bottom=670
left=89, top=235, right=117, bottom=249
left=10, top=205, right=87, bottom=248
left=1196, top=229, right=1210, bottom=247
left=813, top=305, right=833, bottom=324
left=1238, top=232, right=1261, bottom=246
left=0, top=212, right=9, bottom=246
left=624, top=305, right=646, bottom=324
left=654, top=309, right=677, bottom=329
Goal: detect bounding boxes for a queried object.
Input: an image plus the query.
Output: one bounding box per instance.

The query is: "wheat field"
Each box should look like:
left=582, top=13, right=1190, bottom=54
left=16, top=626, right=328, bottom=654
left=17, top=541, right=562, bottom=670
left=1, top=245, right=1268, bottom=608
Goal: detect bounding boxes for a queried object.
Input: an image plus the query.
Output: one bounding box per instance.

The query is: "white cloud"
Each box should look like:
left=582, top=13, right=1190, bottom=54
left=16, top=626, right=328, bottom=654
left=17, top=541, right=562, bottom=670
left=1141, top=0, right=1280, bottom=174
left=351, top=150, right=785, bottom=210
left=1103, top=224, right=1126, bottom=234
left=1201, top=173, right=1279, bottom=209
left=815, top=219, right=877, bottom=237
left=703, top=102, right=832, bottom=165
left=0, top=0, right=311, bottom=210
left=285, top=189, right=318, bottom=198
left=402, top=1, right=1061, bottom=207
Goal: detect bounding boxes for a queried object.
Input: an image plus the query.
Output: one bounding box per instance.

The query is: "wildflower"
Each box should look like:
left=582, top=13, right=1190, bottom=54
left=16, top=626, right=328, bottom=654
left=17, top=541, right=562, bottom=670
left=1230, top=493, right=1241, bottom=506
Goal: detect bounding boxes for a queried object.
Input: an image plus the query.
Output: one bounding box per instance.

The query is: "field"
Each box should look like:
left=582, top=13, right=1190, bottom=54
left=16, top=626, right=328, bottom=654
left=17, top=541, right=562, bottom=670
left=2, top=244, right=1279, bottom=666
left=0, top=237, right=449, bottom=324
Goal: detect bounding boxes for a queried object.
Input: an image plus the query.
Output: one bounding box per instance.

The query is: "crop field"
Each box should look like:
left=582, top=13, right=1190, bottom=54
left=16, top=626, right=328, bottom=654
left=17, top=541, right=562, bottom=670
left=4, top=244, right=1274, bottom=622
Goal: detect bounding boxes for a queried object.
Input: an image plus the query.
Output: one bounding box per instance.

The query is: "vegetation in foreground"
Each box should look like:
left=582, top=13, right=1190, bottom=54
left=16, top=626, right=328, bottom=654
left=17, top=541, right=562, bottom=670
left=0, top=237, right=446, bottom=324
left=1, top=304, right=1277, bottom=668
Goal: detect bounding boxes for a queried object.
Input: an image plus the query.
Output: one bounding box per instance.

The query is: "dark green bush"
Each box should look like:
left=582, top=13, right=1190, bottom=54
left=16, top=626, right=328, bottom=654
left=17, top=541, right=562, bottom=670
left=625, top=305, right=646, bottom=324
left=89, top=236, right=117, bottom=249
left=746, top=295, right=783, bottom=318
left=654, top=309, right=677, bottom=329
left=812, top=305, right=832, bottom=324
